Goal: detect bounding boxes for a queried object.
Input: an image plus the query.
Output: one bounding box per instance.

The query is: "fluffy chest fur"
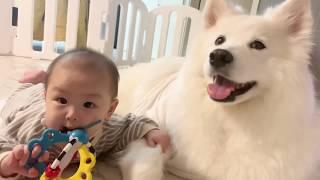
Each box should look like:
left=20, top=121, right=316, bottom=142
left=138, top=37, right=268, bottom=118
left=148, top=66, right=320, bottom=180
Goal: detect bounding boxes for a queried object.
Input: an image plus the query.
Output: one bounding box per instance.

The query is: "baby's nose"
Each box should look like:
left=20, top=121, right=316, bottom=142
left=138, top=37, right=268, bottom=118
left=66, top=107, right=79, bottom=121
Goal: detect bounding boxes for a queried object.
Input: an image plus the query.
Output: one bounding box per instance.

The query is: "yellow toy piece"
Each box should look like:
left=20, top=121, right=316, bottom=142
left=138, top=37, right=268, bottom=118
left=40, top=145, right=96, bottom=180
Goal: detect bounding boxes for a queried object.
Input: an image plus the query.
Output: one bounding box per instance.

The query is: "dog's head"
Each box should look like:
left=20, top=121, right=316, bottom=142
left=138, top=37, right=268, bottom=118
left=193, top=0, right=313, bottom=105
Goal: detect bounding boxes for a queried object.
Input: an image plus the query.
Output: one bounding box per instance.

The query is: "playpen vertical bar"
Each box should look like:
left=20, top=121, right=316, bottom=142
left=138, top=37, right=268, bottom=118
left=0, top=0, right=14, bottom=54
left=142, top=14, right=156, bottom=62
left=250, top=0, right=260, bottom=15
left=132, top=9, right=145, bottom=63
left=182, top=10, right=201, bottom=56
left=87, top=0, right=109, bottom=52
left=171, top=13, right=183, bottom=56
left=116, top=3, right=128, bottom=63
left=65, top=0, right=80, bottom=50
left=158, top=14, right=170, bottom=58
left=13, top=0, right=34, bottom=57
left=133, top=15, right=144, bottom=62
left=126, top=4, right=137, bottom=64
left=42, top=0, right=58, bottom=57
left=104, top=2, right=117, bottom=59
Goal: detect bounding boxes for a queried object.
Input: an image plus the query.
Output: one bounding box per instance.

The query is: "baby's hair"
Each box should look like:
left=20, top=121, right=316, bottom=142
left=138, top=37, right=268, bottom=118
left=45, top=48, right=120, bottom=98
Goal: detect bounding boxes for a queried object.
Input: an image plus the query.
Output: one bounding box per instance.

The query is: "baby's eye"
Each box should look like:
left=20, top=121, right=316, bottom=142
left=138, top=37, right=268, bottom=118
left=83, top=102, right=95, bottom=108
left=56, top=97, right=68, bottom=104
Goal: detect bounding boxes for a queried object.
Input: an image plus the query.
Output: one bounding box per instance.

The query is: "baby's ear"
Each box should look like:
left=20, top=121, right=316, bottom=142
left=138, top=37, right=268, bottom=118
left=264, top=0, right=312, bottom=37
left=105, top=99, right=119, bottom=119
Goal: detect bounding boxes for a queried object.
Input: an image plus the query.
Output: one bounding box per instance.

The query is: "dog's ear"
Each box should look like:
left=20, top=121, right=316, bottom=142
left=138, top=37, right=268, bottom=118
left=265, top=0, right=312, bottom=36
left=203, top=0, right=236, bottom=28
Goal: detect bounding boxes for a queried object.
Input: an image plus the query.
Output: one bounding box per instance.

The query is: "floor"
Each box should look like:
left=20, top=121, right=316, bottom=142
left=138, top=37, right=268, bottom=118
left=0, top=55, right=49, bottom=100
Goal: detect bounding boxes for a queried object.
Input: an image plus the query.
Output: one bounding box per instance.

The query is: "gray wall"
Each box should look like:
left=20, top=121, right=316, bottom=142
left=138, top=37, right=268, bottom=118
left=310, top=0, right=320, bottom=95
left=200, top=0, right=254, bottom=12
left=232, top=0, right=254, bottom=13
left=258, top=0, right=320, bottom=95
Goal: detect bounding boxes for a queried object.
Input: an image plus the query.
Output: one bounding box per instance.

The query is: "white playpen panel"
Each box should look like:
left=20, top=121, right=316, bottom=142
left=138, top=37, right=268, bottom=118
left=12, top=0, right=35, bottom=58
left=103, top=0, right=150, bottom=65
left=11, top=0, right=82, bottom=60
left=42, top=0, right=58, bottom=59
left=86, top=0, right=109, bottom=52
left=0, top=0, right=201, bottom=66
left=87, top=0, right=201, bottom=65
left=65, top=0, right=81, bottom=50
left=0, top=1, right=13, bottom=54
left=149, top=5, right=201, bottom=58
left=250, top=0, right=260, bottom=15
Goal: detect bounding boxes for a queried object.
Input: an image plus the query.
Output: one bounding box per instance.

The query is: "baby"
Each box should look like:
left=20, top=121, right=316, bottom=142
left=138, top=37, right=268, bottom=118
left=0, top=48, right=170, bottom=179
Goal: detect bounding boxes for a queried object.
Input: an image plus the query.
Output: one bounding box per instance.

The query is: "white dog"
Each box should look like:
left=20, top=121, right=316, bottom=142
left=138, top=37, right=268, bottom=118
left=116, top=0, right=320, bottom=179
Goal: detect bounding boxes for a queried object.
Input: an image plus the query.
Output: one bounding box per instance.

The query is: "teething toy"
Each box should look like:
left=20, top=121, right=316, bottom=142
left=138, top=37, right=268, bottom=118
left=26, top=120, right=101, bottom=179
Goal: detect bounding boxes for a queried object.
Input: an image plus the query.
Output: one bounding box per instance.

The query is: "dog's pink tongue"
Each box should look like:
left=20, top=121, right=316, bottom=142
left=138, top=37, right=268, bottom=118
left=207, top=81, right=235, bottom=100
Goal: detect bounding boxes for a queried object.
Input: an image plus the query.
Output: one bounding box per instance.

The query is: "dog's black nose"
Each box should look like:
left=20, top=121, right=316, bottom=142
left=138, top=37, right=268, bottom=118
left=209, top=49, right=233, bottom=68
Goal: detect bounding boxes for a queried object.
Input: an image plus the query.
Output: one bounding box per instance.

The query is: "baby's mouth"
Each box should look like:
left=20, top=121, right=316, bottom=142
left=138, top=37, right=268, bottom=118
left=60, top=120, right=102, bottom=134
left=60, top=126, right=74, bottom=133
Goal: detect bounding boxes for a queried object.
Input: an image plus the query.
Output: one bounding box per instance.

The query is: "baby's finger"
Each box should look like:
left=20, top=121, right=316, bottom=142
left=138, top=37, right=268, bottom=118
left=39, top=151, right=50, bottom=162
left=159, top=137, right=171, bottom=153
left=164, top=139, right=171, bottom=149
left=13, top=144, right=25, bottom=160
left=31, top=145, right=42, bottom=158
left=147, top=138, right=156, bottom=147
left=15, top=166, right=38, bottom=178
left=27, top=167, right=39, bottom=177
left=19, top=145, right=30, bottom=166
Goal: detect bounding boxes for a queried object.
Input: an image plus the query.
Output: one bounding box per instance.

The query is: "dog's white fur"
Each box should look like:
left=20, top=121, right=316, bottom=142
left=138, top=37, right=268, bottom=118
left=116, top=0, right=320, bottom=179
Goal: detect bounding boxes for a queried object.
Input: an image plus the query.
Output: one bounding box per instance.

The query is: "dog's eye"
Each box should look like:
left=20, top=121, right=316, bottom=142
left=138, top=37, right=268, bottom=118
left=215, top=36, right=226, bottom=45
left=249, top=40, right=266, bottom=50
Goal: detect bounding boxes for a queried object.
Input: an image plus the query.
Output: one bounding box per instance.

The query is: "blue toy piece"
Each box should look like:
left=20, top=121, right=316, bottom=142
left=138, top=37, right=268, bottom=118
left=68, top=129, right=89, bottom=144
left=25, top=129, right=69, bottom=174
left=25, top=129, right=89, bottom=175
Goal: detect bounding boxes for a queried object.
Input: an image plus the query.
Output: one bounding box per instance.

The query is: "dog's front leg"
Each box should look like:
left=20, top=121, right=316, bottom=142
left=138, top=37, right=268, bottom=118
left=119, top=140, right=167, bottom=180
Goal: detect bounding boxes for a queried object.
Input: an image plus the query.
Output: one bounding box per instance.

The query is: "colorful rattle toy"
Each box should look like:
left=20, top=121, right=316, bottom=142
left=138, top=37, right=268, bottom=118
left=25, top=120, right=101, bottom=179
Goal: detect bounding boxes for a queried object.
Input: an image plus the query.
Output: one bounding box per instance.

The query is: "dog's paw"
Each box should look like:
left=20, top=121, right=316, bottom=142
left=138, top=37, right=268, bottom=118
left=119, top=140, right=165, bottom=180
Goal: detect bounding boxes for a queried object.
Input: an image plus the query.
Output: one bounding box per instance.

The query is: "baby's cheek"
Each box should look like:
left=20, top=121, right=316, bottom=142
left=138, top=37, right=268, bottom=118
left=43, top=116, right=52, bottom=128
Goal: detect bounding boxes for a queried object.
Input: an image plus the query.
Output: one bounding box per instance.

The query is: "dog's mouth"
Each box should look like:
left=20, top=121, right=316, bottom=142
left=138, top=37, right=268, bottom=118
left=207, top=75, right=257, bottom=102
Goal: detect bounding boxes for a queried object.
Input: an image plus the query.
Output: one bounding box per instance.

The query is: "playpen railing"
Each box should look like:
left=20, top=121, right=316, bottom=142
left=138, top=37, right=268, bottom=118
left=147, top=5, right=201, bottom=59
left=0, top=0, right=201, bottom=66
left=0, top=1, right=14, bottom=55
left=13, top=0, right=82, bottom=60
left=101, top=0, right=150, bottom=66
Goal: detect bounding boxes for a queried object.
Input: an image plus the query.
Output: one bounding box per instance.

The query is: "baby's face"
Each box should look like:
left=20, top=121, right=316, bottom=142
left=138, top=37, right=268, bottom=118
left=44, top=63, right=117, bottom=139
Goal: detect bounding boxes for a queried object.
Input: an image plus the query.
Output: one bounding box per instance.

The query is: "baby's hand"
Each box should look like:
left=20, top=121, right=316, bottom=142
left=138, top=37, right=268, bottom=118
left=0, top=144, right=49, bottom=178
left=144, top=129, right=171, bottom=153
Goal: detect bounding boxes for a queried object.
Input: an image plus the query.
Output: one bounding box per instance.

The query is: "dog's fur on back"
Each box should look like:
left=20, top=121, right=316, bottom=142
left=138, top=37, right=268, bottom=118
left=116, top=0, right=320, bottom=179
